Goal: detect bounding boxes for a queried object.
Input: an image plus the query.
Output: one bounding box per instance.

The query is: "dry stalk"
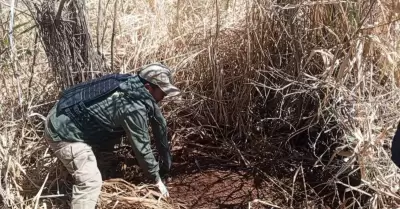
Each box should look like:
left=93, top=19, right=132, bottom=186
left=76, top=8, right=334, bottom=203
left=96, top=0, right=102, bottom=53
left=8, top=0, right=23, bottom=107
left=1, top=0, right=400, bottom=208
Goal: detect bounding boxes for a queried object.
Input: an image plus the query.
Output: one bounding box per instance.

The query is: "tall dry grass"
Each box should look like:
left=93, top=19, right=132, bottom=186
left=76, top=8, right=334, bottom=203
left=0, top=0, right=400, bottom=208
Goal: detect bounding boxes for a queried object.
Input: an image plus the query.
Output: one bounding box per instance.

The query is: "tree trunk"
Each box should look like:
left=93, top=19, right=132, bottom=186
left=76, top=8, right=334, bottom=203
left=35, top=0, right=109, bottom=90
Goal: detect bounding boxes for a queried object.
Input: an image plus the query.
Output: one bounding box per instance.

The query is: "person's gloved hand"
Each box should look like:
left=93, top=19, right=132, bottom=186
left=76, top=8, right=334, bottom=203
left=156, top=179, right=169, bottom=197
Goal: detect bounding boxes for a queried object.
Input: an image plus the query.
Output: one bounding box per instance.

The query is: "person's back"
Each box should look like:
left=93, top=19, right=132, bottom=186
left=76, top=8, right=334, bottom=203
left=43, top=63, right=180, bottom=209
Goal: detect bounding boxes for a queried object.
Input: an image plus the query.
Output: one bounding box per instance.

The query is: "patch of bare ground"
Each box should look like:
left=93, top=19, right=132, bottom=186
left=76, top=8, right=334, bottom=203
left=168, top=169, right=267, bottom=209
left=88, top=140, right=279, bottom=209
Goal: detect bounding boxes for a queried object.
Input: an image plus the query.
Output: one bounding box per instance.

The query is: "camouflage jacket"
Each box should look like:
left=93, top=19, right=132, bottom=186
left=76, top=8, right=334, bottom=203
left=45, top=75, right=171, bottom=182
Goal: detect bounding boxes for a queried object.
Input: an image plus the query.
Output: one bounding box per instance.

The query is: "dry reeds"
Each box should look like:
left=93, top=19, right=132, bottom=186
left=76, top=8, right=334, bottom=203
left=1, top=0, right=400, bottom=208
left=100, top=178, right=185, bottom=209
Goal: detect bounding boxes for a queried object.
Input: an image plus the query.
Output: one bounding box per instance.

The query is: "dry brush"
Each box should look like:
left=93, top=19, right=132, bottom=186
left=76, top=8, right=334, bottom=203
left=0, top=0, right=400, bottom=208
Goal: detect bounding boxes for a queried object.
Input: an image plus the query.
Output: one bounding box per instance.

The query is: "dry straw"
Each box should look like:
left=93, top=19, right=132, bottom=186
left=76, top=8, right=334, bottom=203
left=0, top=0, right=400, bottom=208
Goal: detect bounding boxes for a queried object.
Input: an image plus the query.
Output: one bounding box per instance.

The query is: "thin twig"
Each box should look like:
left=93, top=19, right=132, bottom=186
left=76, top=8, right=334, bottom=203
left=300, top=165, right=308, bottom=205
left=38, top=194, right=67, bottom=199
left=290, top=165, right=301, bottom=207
left=28, top=32, right=38, bottom=98
left=101, top=0, right=112, bottom=52
left=250, top=199, right=281, bottom=208
left=110, top=0, right=118, bottom=71
left=33, top=173, right=49, bottom=209
left=55, top=0, right=67, bottom=22
left=96, top=0, right=102, bottom=53
left=7, top=0, right=15, bottom=63
left=8, top=0, right=23, bottom=106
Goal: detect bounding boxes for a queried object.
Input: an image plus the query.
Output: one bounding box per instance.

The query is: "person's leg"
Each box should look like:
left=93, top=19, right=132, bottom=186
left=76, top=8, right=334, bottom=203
left=45, top=137, right=102, bottom=209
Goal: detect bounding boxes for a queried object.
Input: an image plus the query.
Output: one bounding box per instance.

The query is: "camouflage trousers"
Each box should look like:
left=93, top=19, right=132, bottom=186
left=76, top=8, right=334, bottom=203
left=44, top=119, right=102, bottom=209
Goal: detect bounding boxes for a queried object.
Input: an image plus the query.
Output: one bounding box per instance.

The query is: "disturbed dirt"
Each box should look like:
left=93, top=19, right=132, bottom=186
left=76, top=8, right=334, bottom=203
left=168, top=170, right=265, bottom=208
left=167, top=169, right=267, bottom=209
left=91, top=141, right=272, bottom=209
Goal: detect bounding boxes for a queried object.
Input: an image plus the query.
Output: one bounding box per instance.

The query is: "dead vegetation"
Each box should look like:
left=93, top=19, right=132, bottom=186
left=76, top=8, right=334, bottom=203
left=1, top=0, right=400, bottom=208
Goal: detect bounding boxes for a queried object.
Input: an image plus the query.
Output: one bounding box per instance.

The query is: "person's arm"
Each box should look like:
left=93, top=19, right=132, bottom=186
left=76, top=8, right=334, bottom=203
left=149, top=104, right=172, bottom=176
left=119, top=106, right=160, bottom=183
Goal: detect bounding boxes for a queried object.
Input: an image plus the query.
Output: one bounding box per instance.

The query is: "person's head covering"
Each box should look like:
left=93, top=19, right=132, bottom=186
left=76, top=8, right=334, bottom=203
left=138, top=63, right=181, bottom=97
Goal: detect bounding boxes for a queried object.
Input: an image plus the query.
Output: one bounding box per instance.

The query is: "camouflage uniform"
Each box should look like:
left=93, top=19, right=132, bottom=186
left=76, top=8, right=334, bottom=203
left=44, top=64, right=179, bottom=209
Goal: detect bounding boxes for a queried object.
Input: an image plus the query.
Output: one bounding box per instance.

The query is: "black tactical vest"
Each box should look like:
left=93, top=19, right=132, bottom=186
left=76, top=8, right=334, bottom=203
left=56, top=73, right=133, bottom=131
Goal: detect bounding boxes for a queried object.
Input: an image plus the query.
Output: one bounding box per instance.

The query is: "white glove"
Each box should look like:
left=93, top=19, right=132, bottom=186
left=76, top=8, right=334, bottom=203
left=156, top=179, right=169, bottom=198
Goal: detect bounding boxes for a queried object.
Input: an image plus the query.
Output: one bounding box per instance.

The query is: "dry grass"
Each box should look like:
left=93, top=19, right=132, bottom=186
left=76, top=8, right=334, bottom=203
left=1, top=0, right=400, bottom=208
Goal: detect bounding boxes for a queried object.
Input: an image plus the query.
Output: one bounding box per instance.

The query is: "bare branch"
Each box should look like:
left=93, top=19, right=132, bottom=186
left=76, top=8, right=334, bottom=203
left=55, top=0, right=68, bottom=22
left=110, top=0, right=118, bottom=72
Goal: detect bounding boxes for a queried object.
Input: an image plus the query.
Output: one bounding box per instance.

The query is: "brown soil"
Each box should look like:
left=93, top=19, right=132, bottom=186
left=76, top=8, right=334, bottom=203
left=93, top=143, right=272, bottom=209
left=167, top=169, right=267, bottom=209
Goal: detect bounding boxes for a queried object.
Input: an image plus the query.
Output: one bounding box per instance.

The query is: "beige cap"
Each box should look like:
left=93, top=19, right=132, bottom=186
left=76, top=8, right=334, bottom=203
left=138, top=63, right=181, bottom=97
